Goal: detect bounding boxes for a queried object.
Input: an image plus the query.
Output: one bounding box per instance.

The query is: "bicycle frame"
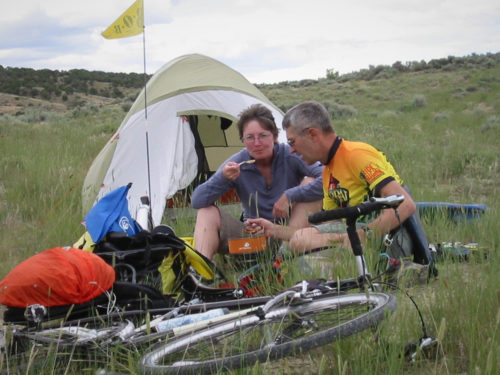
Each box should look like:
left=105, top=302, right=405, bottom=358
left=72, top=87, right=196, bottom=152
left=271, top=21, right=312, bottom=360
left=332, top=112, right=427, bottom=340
left=345, top=216, right=371, bottom=281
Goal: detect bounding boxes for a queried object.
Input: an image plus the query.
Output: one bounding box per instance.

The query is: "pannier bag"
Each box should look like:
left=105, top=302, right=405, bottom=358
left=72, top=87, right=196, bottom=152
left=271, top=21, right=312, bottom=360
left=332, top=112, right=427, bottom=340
left=0, top=247, right=115, bottom=308
left=92, top=229, right=217, bottom=297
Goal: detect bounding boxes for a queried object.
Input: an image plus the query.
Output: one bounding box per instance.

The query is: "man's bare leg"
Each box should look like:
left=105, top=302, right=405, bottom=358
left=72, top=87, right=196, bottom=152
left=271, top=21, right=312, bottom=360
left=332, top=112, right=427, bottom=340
left=289, top=199, right=323, bottom=229
left=289, top=227, right=340, bottom=253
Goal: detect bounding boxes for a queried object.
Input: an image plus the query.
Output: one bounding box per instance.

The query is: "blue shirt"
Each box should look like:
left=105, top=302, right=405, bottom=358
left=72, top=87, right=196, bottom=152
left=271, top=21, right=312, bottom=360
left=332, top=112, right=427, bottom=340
left=191, top=143, right=324, bottom=221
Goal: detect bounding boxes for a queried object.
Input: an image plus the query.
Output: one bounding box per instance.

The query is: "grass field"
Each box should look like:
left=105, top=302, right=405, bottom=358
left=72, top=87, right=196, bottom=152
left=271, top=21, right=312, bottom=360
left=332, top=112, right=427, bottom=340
left=0, top=64, right=499, bottom=374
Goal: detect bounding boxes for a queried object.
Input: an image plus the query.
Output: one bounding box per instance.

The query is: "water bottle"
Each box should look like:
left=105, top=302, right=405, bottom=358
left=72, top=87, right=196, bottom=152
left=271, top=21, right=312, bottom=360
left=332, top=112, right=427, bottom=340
left=156, top=308, right=229, bottom=333
left=136, top=196, right=151, bottom=231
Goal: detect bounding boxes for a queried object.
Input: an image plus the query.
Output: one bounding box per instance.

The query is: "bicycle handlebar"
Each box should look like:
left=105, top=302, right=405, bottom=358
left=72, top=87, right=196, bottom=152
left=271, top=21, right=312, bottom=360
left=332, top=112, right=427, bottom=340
left=308, top=194, right=405, bottom=224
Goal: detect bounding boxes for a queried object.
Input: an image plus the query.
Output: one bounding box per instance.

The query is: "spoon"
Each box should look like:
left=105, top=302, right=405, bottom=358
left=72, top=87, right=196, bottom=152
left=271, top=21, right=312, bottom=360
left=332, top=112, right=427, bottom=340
left=238, top=159, right=256, bottom=166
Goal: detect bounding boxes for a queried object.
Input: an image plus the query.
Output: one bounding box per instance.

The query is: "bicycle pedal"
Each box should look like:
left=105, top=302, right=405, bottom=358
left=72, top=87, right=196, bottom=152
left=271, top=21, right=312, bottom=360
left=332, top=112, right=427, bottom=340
left=404, top=336, right=439, bottom=362
left=383, top=234, right=393, bottom=247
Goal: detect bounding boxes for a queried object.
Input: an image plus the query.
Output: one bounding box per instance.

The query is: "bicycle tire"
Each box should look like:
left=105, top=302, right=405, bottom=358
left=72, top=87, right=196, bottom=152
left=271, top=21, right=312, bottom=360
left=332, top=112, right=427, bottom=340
left=138, top=292, right=396, bottom=374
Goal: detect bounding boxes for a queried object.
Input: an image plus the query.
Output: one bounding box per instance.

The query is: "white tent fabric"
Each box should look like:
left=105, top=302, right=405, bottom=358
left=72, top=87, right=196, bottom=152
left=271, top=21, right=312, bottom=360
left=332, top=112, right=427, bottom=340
left=83, top=54, right=285, bottom=227
left=101, top=90, right=284, bottom=225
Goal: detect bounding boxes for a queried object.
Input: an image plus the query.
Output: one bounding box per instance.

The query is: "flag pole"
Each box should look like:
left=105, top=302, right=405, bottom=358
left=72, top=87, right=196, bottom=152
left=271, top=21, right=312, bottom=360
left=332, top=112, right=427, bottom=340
left=101, top=0, right=152, bottom=228
left=142, top=6, right=154, bottom=229
left=142, top=24, right=148, bottom=120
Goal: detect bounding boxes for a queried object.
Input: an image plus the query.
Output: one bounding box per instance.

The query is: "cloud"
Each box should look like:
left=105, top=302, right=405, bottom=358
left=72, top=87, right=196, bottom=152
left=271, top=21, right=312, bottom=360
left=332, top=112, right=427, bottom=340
left=1, top=0, right=499, bottom=83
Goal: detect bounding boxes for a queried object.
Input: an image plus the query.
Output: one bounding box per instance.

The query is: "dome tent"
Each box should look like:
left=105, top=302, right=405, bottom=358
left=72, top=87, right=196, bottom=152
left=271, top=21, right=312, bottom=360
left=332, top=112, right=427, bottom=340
left=82, top=54, right=285, bottom=226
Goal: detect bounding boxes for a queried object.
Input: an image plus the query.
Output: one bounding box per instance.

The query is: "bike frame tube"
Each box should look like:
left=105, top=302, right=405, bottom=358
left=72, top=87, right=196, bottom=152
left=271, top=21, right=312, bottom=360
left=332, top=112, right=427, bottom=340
left=346, top=218, right=370, bottom=277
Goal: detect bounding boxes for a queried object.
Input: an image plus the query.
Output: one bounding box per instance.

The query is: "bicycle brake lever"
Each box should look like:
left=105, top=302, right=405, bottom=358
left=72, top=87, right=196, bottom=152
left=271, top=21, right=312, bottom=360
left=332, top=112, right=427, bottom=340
left=370, top=194, right=405, bottom=208
left=301, top=280, right=308, bottom=294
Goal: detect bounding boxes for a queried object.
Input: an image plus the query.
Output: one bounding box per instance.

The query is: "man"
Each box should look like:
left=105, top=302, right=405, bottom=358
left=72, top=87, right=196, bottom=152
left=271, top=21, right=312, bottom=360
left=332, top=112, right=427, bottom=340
left=247, top=101, right=430, bottom=263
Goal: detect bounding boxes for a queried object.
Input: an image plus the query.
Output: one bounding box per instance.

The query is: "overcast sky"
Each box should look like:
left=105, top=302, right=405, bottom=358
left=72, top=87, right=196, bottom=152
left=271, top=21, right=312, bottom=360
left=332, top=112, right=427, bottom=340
left=1, top=0, right=499, bottom=84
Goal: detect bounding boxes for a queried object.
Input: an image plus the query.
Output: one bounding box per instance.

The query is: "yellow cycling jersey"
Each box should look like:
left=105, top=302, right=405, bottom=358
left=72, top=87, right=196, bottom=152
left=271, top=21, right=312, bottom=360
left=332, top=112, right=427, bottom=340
left=322, top=138, right=403, bottom=211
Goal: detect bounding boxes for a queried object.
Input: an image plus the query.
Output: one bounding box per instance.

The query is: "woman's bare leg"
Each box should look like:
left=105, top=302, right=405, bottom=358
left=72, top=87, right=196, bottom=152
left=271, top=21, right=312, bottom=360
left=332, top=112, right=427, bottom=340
left=193, top=205, right=221, bottom=259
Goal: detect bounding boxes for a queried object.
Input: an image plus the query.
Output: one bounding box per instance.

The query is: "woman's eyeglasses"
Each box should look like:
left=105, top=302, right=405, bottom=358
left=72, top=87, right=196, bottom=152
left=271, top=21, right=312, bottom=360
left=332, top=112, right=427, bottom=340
left=242, top=133, right=272, bottom=144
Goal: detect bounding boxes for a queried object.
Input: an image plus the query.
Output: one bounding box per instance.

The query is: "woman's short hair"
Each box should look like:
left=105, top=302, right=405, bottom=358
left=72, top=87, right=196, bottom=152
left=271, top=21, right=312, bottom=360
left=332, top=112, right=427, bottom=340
left=237, top=104, right=279, bottom=139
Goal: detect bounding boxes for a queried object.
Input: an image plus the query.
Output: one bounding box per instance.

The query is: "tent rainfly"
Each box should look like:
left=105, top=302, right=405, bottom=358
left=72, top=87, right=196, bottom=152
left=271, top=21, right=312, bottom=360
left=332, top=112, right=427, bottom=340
left=82, top=54, right=285, bottom=227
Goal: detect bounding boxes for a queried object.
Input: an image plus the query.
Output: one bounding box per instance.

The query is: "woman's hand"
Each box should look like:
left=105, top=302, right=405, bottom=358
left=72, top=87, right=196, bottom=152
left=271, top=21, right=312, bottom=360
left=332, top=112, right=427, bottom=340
left=222, top=161, right=240, bottom=181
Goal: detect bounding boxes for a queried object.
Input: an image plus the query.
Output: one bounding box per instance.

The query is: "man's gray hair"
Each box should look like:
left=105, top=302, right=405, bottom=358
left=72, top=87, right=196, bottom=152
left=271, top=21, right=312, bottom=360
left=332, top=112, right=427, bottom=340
left=282, top=101, right=334, bottom=133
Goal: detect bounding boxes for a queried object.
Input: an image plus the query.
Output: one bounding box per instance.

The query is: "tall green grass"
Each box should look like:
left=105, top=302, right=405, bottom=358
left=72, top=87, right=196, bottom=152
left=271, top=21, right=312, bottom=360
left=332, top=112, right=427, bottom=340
left=0, top=106, right=122, bottom=274
left=1, top=66, right=499, bottom=374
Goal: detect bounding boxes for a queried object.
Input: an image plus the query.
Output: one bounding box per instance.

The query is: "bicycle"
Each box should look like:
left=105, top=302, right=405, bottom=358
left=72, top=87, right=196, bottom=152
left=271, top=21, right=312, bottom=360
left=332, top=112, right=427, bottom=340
left=136, top=194, right=429, bottom=374
left=1, top=195, right=435, bottom=374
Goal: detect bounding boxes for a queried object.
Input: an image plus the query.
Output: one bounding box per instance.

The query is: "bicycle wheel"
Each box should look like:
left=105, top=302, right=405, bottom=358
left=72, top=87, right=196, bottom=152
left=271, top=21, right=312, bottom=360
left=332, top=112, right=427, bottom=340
left=138, top=292, right=396, bottom=374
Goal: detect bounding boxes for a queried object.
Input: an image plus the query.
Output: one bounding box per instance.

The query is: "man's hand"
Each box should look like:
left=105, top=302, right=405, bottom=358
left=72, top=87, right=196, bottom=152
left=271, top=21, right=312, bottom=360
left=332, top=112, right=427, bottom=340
left=245, top=218, right=275, bottom=237
left=273, top=193, right=290, bottom=219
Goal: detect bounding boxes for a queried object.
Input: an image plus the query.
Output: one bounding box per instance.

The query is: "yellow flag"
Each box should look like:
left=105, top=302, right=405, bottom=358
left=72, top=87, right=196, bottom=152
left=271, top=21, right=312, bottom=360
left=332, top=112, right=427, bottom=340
left=101, top=0, right=144, bottom=39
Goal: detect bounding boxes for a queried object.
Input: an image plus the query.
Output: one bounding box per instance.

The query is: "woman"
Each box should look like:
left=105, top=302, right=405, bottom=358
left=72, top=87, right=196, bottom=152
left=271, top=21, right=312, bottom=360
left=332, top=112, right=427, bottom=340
left=191, top=104, right=323, bottom=259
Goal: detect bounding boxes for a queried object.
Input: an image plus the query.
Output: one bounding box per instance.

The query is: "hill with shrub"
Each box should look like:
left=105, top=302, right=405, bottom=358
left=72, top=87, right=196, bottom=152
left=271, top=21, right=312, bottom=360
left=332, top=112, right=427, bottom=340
left=1, top=52, right=499, bottom=117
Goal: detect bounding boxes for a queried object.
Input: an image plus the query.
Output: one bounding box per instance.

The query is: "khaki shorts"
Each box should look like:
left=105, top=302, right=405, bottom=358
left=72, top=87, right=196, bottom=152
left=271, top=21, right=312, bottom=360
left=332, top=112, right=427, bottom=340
left=314, top=221, right=365, bottom=234
left=313, top=221, right=412, bottom=259
left=217, top=208, right=247, bottom=254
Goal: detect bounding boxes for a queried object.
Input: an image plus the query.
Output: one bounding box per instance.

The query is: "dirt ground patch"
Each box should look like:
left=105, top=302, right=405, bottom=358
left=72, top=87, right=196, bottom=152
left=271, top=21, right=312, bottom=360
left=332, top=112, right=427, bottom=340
left=0, top=92, right=115, bottom=116
left=0, top=93, right=66, bottom=115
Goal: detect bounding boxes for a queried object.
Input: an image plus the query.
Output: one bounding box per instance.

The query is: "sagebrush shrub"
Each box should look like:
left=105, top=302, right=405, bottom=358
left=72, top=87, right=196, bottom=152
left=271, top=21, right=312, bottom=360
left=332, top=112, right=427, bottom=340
left=480, top=115, right=500, bottom=132
left=434, top=112, right=450, bottom=122
left=323, top=100, right=357, bottom=119
left=412, top=94, right=428, bottom=108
